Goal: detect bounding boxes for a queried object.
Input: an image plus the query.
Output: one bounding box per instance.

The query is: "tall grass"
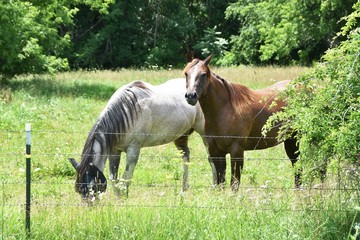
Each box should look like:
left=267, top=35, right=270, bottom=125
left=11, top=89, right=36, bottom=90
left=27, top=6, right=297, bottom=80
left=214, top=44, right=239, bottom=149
left=1, top=66, right=358, bottom=239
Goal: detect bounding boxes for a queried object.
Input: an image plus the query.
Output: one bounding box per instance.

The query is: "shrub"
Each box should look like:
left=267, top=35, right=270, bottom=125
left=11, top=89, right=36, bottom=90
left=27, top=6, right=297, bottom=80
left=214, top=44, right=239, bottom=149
left=266, top=2, right=359, bottom=188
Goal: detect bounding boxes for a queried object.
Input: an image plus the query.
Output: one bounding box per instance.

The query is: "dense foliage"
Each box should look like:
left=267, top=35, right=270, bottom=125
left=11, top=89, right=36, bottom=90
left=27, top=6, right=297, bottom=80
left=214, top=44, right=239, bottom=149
left=0, top=0, right=114, bottom=76
left=1, top=0, right=359, bottom=76
left=225, top=0, right=357, bottom=65
left=266, top=2, right=360, bottom=187
left=69, top=0, right=236, bottom=69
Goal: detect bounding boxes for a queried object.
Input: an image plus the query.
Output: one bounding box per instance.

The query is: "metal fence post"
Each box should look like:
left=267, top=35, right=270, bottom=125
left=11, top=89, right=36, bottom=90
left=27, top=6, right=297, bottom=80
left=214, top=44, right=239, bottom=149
left=25, top=124, right=31, bottom=237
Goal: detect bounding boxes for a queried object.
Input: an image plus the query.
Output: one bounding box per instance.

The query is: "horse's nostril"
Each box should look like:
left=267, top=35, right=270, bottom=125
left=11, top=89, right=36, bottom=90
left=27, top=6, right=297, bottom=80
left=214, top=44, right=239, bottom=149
left=185, top=92, right=197, bottom=99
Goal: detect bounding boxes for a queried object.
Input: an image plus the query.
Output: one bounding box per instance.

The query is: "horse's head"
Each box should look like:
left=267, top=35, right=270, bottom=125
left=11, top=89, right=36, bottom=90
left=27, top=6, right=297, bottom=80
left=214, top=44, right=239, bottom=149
left=184, top=54, right=212, bottom=106
left=69, top=158, right=107, bottom=202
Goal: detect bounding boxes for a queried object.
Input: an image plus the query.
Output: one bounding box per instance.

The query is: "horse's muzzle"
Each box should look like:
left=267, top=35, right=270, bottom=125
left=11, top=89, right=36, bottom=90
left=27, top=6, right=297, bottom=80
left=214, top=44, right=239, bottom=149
left=185, top=92, right=198, bottom=106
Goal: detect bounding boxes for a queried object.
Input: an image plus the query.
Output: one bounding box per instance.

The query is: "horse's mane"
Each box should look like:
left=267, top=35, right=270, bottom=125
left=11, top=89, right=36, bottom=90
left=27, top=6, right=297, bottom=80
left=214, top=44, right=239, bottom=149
left=212, top=73, right=255, bottom=116
left=77, top=81, right=152, bottom=178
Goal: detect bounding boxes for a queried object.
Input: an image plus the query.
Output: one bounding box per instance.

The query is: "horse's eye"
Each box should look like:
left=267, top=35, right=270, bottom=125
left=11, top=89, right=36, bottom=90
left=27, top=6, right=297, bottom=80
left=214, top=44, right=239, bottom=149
left=184, top=72, right=188, bottom=77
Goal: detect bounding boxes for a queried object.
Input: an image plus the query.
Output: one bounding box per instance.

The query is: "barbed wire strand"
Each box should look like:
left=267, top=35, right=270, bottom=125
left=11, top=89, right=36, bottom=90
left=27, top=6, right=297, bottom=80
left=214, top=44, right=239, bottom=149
left=0, top=152, right=297, bottom=162
left=1, top=128, right=281, bottom=140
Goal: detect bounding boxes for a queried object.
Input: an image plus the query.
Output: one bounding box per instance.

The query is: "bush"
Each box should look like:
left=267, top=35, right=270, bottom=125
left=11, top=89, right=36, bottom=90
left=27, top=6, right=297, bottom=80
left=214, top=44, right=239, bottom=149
left=266, top=2, right=360, bottom=187
left=0, top=0, right=113, bottom=77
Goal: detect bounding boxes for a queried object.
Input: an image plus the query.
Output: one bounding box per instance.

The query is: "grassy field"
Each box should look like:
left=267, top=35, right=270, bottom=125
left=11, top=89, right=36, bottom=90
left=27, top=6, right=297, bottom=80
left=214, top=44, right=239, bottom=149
left=0, top=66, right=358, bottom=239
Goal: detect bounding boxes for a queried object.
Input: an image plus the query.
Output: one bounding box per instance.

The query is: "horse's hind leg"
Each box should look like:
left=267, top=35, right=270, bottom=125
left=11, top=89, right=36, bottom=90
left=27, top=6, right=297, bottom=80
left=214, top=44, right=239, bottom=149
left=284, top=137, right=301, bottom=188
left=230, top=150, right=244, bottom=192
left=174, top=129, right=194, bottom=192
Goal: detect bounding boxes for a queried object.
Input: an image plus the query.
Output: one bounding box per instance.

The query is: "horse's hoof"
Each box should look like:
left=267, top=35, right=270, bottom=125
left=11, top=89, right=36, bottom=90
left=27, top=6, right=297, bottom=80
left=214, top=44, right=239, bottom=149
left=182, top=184, right=190, bottom=192
left=212, top=183, right=225, bottom=191
left=112, top=179, right=129, bottom=198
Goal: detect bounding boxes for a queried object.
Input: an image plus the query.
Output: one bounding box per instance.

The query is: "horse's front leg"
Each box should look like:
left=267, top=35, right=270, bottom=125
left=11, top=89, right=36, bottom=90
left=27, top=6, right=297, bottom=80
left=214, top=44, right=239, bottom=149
left=109, top=151, right=121, bottom=181
left=208, top=144, right=227, bottom=189
left=108, top=151, right=123, bottom=197
left=118, top=145, right=141, bottom=197
left=230, top=150, right=244, bottom=192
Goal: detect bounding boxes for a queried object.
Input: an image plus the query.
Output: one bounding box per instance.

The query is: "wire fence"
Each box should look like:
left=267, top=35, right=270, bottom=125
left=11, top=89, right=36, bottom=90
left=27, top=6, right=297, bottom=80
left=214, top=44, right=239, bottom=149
left=1, top=125, right=359, bottom=236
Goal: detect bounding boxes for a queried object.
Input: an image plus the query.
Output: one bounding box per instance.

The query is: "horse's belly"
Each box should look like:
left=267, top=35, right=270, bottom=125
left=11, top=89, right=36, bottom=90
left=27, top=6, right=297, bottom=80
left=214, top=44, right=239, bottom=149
left=123, top=121, right=191, bottom=148
left=142, top=123, right=190, bottom=146
left=244, top=138, right=281, bottom=150
left=117, top=133, right=181, bottom=150
left=141, top=135, right=181, bottom=147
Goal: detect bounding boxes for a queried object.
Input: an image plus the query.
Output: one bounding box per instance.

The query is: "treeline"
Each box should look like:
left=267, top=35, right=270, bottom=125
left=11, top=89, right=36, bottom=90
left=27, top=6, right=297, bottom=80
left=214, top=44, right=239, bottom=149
left=0, top=0, right=358, bottom=76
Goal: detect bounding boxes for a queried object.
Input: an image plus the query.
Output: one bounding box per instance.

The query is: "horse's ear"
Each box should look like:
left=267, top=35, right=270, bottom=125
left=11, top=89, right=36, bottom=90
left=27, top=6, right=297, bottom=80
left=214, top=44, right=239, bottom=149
left=69, top=158, right=80, bottom=171
left=204, top=54, right=212, bottom=66
left=187, top=50, right=194, bottom=62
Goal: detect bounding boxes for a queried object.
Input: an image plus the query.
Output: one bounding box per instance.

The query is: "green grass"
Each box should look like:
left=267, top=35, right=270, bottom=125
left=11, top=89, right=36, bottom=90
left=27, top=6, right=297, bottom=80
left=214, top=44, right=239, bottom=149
left=1, top=67, right=359, bottom=239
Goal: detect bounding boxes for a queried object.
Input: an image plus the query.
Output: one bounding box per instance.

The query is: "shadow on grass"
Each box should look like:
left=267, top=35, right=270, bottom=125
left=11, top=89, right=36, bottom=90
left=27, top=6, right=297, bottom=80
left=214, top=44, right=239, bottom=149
left=1, top=76, right=117, bottom=100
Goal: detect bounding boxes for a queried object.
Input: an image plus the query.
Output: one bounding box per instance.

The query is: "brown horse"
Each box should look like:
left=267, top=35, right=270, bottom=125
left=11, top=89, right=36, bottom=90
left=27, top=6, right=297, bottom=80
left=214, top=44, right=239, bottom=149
left=183, top=54, right=300, bottom=191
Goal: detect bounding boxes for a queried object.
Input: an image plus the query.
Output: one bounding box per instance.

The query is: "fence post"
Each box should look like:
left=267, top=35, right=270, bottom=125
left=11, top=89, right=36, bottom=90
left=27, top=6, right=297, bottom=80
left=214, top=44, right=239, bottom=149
left=25, top=124, right=31, bottom=237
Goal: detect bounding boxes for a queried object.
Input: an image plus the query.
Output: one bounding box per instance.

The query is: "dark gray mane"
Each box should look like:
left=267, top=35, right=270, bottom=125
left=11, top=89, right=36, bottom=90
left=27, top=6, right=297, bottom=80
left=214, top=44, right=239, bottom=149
left=77, top=81, right=152, bottom=178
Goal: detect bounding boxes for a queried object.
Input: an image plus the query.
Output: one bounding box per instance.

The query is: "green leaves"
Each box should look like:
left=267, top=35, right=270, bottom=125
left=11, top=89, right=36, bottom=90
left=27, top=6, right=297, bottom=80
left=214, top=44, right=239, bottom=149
left=0, top=0, right=358, bottom=74
left=225, top=0, right=358, bottom=65
left=0, top=0, right=113, bottom=76
left=267, top=3, right=360, bottom=185
left=194, top=26, right=228, bottom=65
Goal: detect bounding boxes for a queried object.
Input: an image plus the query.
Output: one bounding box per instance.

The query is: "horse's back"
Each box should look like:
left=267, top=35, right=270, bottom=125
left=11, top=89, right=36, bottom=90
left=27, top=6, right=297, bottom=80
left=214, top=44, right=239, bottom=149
left=121, top=78, right=204, bottom=147
left=145, top=78, right=203, bottom=136
left=254, top=79, right=291, bottom=96
left=154, top=78, right=187, bottom=95
left=106, top=80, right=152, bottom=105
left=271, top=79, right=291, bottom=91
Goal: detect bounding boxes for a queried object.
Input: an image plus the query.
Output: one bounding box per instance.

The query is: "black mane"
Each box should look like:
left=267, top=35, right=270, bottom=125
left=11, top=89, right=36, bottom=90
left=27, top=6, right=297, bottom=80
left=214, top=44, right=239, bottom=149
left=77, top=81, right=152, bottom=178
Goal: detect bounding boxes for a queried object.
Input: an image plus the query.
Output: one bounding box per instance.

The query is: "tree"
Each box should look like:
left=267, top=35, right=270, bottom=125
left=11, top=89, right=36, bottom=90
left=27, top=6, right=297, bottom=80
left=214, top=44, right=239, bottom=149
left=70, top=0, right=237, bottom=69
left=70, top=0, right=197, bottom=69
left=193, top=26, right=228, bottom=64
left=0, top=0, right=113, bottom=77
left=144, top=0, right=198, bottom=68
left=266, top=2, right=360, bottom=187
left=225, top=0, right=357, bottom=65
left=185, top=0, right=238, bottom=62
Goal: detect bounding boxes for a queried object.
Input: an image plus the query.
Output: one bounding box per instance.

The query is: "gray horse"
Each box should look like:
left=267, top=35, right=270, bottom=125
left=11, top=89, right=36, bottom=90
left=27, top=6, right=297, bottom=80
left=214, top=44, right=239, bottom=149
left=69, top=78, right=205, bottom=201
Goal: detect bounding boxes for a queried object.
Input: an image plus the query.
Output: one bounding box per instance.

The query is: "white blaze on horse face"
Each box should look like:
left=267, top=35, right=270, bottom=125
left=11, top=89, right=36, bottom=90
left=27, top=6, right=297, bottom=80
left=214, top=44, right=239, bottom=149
left=187, top=64, right=201, bottom=94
